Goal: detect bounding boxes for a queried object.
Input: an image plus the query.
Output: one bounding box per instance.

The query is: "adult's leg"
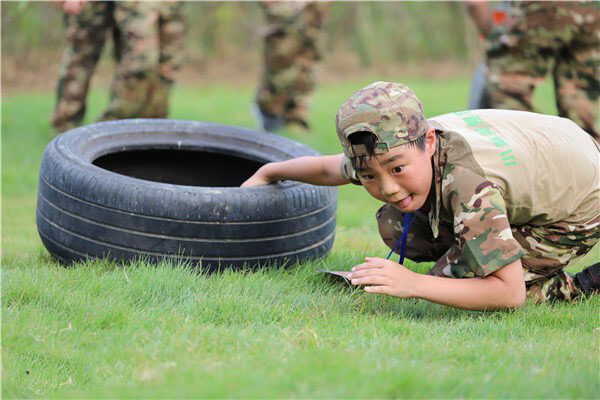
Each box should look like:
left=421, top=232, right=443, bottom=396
left=52, top=2, right=111, bottom=131
left=485, top=4, right=550, bottom=112
left=281, top=1, right=330, bottom=129
left=552, top=4, right=600, bottom=141
left=100, top=2, right=160, bottom=120
left=144, top=2, right=185, bottom=118
left=255, top=1, right=330, bottom=132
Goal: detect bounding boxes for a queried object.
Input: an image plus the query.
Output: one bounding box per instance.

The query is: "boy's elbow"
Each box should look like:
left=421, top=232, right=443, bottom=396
left=515, top=287, right=527, bottom=307
left=504, top=286, right=526, bottom=309
left=491, top=259, right=526, bottom=309
left=488, top=276, right=526, bottom=309
left=507, top=291, right=526, bottom=309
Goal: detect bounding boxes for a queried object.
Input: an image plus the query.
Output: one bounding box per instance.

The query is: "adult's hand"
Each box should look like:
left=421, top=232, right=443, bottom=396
left=465, top=1, right=493, bottom=39
left=62, top=0, right=86, bottom=15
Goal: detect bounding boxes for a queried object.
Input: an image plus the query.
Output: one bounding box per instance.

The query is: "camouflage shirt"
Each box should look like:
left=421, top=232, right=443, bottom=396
left=341, top=109, right=600, bottom=278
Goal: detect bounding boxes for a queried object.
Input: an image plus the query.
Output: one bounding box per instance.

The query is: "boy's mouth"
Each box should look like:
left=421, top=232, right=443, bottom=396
left=393, top=195, right=412, bottom=209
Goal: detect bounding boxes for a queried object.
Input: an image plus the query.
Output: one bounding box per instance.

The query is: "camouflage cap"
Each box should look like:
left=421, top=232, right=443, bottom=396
left=335, top=81, right=428, bottom=158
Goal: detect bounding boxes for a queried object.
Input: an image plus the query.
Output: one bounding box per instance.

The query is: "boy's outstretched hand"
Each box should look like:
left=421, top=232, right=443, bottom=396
left=348, top=257, right=417, bottom=298
left=240, top=155, right=348, bottom=188
left=241, top=169, right=271, bottom=187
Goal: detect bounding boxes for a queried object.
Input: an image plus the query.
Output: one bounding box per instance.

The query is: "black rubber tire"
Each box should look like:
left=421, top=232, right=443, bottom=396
left=36, top=119, right=337, bottom=271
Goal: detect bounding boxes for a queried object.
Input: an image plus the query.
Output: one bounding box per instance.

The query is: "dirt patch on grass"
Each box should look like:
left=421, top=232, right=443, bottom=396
left=2, top=49, right=474, bottom=96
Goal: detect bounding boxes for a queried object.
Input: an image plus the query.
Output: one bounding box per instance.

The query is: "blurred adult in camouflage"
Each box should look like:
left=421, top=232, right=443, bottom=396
left=51, top=1, right=115, bottom=131
left=465, top=1, right=512, bottom=109
left=101, top=2, right=184, bottom=121
left=469, top=1, right=599, bottom=141
left=254, top=1, right=331, bottom=134
left=51, top=1, right=185, bottom=132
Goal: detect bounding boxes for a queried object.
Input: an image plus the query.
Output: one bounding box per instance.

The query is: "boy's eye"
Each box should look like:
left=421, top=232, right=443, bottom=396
left=360, top=174, right=375, bottom=180
left=392, top=166, right=403, bottom=173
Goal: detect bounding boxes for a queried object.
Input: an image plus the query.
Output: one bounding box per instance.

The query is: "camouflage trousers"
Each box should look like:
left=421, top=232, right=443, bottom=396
left=485, top=1, right=600, bottom=141
left=255, top=1, right=331, bottom=130
left=51, top=1, right=116, bottom=131
left=376, top=204, right=600, bottom=303
left=52, top=1, right=185, bottom=131
left=100, top=2, right=185, bottom=121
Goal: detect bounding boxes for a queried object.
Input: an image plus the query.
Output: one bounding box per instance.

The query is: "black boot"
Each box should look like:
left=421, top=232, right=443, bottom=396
left=573, top=262, right=600, bottom=296
left=251, top=103, right=283, bottom=133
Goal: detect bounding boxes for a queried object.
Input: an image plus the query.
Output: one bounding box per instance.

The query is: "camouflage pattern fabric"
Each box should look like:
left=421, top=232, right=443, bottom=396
left=513, top=215, right=600, bottom=302
left=486, top=1, right=600, bottom=141
left=376, top=203, right=455, bottom=264
left=335, top=82, right=429, bottom=158
left=255, top=1, right=331, bottom=130
left=51, top=1, right=184, bottom=131
left=51, top=1, right=116, bottom=131
left=432, top=163, right=525, bottom=277
left=100, top=1, right=185, bottom=120
left=375, top=153, right=600, bottom=303
left=525, top=271, right=581, bottom=303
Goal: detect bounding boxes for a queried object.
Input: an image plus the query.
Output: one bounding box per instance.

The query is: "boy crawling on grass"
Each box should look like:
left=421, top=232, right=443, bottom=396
left=242, top=82, right=600, bottom=311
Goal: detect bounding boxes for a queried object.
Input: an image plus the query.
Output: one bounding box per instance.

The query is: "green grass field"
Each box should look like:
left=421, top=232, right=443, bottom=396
left=3, top=76, right=599, bottom=398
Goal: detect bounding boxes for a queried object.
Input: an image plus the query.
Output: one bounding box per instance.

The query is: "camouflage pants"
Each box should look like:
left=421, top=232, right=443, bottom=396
left=52, top=1, right=184, bottom=131
left=255, top=1, right=331, bottom=129
left=485, top=1, right=600, bottom=141
left=100, top=2, right=185, bottom=121
left=376, top=204, right=600, bottom=303
left=51, top=1, right=116, bottom=131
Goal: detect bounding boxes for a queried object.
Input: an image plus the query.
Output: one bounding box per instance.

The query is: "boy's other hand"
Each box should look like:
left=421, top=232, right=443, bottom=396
left=348, top=257, right=417, bottom=298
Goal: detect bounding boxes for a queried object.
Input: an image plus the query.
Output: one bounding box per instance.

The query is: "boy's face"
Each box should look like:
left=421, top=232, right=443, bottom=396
left=355, top=129, right=436, bottom=212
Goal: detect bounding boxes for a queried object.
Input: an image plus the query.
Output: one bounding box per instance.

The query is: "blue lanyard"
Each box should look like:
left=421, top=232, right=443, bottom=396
left=385, top=209, right=420, bottom=265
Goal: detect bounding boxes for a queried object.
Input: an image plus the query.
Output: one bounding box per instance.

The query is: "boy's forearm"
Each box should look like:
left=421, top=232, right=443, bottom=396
left=260, top=154, right=348, bottom=186
left=411, top=259, right=526, bottom=311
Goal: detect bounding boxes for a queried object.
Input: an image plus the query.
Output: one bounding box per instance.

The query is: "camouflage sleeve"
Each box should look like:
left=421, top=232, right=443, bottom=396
left=340, top=155, right=362, bottom=185
left=440, top=165, right=524, bottom=277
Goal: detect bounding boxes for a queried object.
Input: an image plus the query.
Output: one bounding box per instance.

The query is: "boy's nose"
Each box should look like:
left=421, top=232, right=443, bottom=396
left=380, top=176, right=401, bottom=197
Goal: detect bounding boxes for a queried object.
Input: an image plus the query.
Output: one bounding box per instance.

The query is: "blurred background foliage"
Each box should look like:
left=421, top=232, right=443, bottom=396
left=2, top=1, right=478, bottom=66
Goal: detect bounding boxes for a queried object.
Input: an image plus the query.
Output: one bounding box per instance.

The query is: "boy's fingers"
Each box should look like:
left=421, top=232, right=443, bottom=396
left=240, top=176, right=265, bottom=187
left=364, top=285, right=390, bottom=294
left=351, top=260, right=383, bottom=272
left=350, top=276, right=388, bottom=286
left=348, top=268, right=383, bottom=279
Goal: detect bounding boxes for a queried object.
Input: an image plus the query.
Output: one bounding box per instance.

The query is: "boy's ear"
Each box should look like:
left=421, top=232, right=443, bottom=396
left=425, top=127, right=436, bottom=157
